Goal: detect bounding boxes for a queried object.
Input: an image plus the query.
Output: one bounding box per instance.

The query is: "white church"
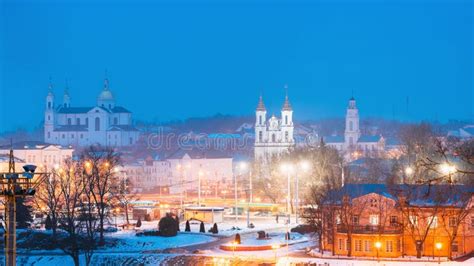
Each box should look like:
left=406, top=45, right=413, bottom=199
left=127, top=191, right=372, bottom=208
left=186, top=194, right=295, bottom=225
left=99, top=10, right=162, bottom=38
left=44, top=78, right=140, bottom=147
left=254, top=95, right=295, bottom=161
left=324, top=97, right=385, bottom=160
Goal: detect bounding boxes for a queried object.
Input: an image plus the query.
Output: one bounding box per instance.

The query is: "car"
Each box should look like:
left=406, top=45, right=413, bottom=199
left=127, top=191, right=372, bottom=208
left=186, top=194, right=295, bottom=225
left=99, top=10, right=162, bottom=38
left=290, top=224, right=314, bottom=234
left=103, top=226, right=119, bottom=233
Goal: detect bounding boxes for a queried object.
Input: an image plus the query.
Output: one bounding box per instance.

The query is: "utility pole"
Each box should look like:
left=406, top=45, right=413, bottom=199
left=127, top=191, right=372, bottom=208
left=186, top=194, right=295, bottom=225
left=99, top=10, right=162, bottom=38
left=1, top=148, right=47, bottom=266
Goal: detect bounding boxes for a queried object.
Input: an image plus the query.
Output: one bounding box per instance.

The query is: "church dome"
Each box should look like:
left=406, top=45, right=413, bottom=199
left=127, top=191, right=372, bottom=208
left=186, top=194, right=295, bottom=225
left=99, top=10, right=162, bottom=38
left=98, top=89, right=114, bottom=101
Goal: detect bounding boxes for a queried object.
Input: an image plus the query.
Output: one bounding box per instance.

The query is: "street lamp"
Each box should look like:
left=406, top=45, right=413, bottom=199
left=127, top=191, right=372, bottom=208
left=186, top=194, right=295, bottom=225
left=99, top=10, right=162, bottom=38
left=436, top=242, right=442, bottom=264
left=296, top=161, right=311, bottom=224
left=405, top=166, right=414, bottom=175
left=440, top=163, right=456, bottom=175
left=375, top=241, right=382, bottom=262
left=280, top=163, right=293, bottom=223
left=198, top=170, right=203, bottom=207
left=271, top=243, right=279, bottom=262
left=230, top=241, right=237, bottom=258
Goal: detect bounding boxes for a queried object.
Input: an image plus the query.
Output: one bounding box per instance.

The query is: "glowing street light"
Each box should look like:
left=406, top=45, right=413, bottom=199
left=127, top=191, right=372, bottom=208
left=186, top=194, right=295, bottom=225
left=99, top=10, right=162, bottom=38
left=405, top=166, right=414, bottom=176
left=436, top=242, right=442, bottom=264
left=440, top=163, right=456, bottom=175
left=375, top=241, right=382, bottom=262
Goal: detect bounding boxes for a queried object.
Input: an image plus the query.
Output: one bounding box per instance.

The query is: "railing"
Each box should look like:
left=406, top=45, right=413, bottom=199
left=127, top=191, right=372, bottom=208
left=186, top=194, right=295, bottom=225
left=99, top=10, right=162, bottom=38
left=337, top=224, right=402, bottom=234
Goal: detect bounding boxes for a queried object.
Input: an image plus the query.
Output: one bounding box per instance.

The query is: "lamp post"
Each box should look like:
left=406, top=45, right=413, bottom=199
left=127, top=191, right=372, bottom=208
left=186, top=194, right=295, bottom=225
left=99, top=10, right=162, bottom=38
left=0, top=149, right=47, bottom=266
left=234, top=168, right=238, bottom=222
left=272, top=243, right=279, bottom=262
left=296, top=161, right=311, bottom=224
left=436, top=242, right=442, bottom=264
left=198, top=170, right=203, bottom=207
left=375, top=241, right=382, bottom=262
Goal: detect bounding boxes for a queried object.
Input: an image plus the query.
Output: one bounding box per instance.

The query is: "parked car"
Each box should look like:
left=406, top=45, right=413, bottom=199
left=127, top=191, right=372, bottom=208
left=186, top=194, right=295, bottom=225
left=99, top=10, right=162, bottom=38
left=103, top=226, right=119, bottom=233
left=290, top=224, right=314, bottom=234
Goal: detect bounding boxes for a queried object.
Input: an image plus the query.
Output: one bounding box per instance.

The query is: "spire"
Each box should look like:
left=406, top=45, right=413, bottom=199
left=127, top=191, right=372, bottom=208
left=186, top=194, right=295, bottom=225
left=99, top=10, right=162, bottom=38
left=256, top=95, right=266, bottom=111
left=282, top=86, right=292, bottom=111
left=104, top=69, right=109, bottom=90
left=48, top=76, right=54, bottom=95
left=64, top=78, right=70, bottom=96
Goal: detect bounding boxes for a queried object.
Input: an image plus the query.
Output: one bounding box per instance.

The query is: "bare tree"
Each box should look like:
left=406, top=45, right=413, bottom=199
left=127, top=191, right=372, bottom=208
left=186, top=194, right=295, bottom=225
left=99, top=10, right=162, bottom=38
left=34, top=168, right=62, bottom=235
left=438, top=186, right=473, bottom=260
left=115, top=174, right=139, bottom=225
left=56, top=159, right=86, bottom=266
left=82, top=146, right=120, bottom=245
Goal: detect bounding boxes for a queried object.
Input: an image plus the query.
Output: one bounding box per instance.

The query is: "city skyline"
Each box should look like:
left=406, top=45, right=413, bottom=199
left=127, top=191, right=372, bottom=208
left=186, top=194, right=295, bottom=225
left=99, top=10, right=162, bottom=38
left=1, top=0, right=472, bottom=132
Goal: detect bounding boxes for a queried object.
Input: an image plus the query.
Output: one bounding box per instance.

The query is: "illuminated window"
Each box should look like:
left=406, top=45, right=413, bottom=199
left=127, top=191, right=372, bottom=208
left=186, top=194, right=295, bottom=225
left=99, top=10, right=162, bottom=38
left=369, top=215, right=379, bottom=225
left=386, top=241, right=393, bottom=252
left=355, top=240, right=362, bottom=252
left=409, top=215, right=418, bottom=226
left=429, top=216, right=438, bottom=228
left=364, top=240, right=372, bottom=252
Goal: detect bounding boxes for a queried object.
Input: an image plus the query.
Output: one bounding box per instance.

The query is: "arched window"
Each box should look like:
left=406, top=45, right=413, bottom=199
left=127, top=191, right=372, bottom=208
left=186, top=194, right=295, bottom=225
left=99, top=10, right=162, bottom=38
left=349, top=121, right=353, bottom=131
left=272, top=134, right=276, bottom=142
left=258, top=131, right=263, bottom=142
left=95, top=117, right=100, bottom=131
left=48, top=115, right=50, bottom=121
left=68, top=118, right=72, bottom=125
left=285, top=116, right=288, bottom=125
left=285, top=131, right=289, bottom=142
left=114, top=117, right=118, bottom=125
left=48, top=102, right=51, bottom=109
left=259, top=116, right=262, bottom=125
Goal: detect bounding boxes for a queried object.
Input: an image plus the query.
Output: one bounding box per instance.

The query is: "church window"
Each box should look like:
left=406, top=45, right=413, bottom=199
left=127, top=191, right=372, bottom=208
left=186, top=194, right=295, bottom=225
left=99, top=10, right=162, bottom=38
left=258, top=131, right=263, bottom=142
left=259, top=116, right=262, bottom=125
left=48, top=115, right=50, bottom=121
left=349, top=137, right=353, bottom=145
left=129, top=137, right=133, bottom=145
left=71, top=134, right=74, bottom=139
left=47, top=132, right=50, bottom=139
left=85, top=118, right=89, bottom=126
left=285, top=131, right=289, bottom=142
left=80, top=134, right=83, bottom=139
left=349, top=121, right=353, bottom=131
left=62, top=134, right=65, bottom=139
left=272, top=134, right=276, bottom=142
left=68, top=118, right=72, bottom=125
left=285, top=115, right=288, bottom=125
left=76, top=118, right=80, bottom=125
left=95, top=117, right=100, bottom=131
left=48, top=102, right=51, bottom=109
left=114, top=117, right=118, bottom=125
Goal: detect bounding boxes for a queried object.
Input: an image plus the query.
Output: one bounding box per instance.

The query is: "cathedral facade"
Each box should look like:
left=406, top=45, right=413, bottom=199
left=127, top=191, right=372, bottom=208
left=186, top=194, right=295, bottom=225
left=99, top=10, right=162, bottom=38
left=254, top=95, right=295, bottom=161
left=44, top=78, right=140, bottom=147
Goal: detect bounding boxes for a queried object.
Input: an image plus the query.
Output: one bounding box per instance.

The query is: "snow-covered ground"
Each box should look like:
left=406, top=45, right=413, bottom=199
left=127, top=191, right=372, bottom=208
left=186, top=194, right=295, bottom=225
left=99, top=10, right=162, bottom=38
left=102, top=229, right=216, bottom=252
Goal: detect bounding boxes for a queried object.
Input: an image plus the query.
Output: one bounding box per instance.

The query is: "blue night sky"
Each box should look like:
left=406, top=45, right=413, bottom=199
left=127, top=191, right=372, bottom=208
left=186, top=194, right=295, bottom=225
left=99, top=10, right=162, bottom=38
left=1, top=0, right=473, bottom=131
